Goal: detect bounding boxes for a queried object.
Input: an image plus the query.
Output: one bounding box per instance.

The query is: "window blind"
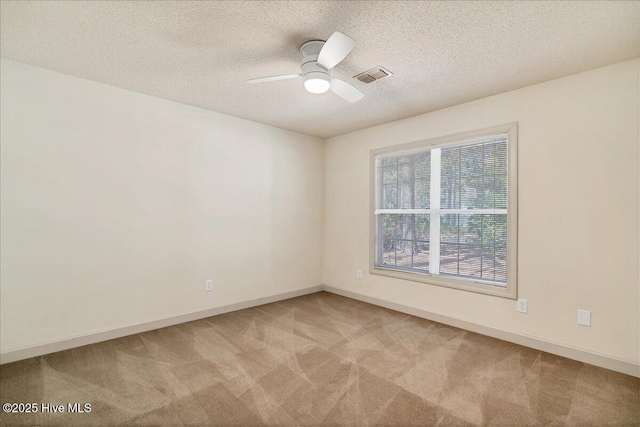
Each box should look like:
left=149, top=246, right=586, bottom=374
left=374, top=135, right=509, bottom=286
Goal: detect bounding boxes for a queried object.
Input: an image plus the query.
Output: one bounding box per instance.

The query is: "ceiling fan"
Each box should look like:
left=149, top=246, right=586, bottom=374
left=247, top=32, right=364, bottom=103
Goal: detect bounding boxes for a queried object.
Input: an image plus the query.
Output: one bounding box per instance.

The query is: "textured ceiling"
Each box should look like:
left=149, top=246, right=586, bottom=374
left=1, top=1, right=638, bottom=138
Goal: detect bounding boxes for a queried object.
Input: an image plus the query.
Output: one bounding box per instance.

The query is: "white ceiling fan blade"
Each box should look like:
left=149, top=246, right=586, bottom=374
left=246, top=74, right=300, bottom=84
left=330, top=78, right=364, bottom=103
left=317, top=32, right=355, bottom=70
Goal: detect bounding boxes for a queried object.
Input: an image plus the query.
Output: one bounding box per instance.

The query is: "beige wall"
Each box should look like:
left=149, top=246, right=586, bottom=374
left=0, top=59, right=324, bottom=352
left=2, top=57, right=638, bottom=366
left=323, top=59, right=640, bottom=363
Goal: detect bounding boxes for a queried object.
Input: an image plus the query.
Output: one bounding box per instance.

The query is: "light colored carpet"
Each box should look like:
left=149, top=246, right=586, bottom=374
left=1, top=291, right=638, bottom=426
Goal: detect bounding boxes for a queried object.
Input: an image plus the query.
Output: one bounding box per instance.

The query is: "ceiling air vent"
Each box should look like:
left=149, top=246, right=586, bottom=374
left=354, top=66, right=393, bottom=84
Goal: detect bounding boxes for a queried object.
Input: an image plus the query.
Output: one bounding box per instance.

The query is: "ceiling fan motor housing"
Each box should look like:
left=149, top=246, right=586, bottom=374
left=300, top=40, right=333, bottom=93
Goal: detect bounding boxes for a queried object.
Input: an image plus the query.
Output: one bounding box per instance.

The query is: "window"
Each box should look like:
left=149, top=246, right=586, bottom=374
left=370, top=123, right=518, bottom=298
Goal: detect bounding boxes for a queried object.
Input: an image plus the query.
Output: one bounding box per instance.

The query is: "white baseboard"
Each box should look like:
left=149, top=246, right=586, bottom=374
left=322, top=285, right=640, bottom=378
left=0, top=285, right=323, bottom=365
left=3, top=284, right=638, bottom=378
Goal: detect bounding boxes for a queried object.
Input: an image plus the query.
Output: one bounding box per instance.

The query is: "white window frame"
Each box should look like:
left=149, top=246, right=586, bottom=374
left=369, top=123, right=518, bottom=299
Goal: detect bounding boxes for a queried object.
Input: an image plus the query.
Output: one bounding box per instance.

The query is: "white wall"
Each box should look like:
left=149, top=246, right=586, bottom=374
left=323, top=59, right=640, bottom=364
left=0, top=59, right=324, bottom=353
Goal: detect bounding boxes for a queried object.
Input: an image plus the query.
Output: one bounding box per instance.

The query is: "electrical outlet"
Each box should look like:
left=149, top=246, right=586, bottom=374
left=356, top=269, right=362, bottom=279
left=578, top=309, right=591, bottom=327
left=517, top=299, right=528, bottom=313
left=205, top=280, right=213, bottom=292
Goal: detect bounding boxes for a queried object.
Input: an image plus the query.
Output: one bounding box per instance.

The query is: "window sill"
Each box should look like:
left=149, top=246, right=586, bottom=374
left=369, top=265, right=517, bottom=299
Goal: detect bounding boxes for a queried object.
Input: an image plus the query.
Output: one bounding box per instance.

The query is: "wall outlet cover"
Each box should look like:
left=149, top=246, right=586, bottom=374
left=205, top=280, right=213, bottom=292
left=578, top=309, right=591, bottom=326
left=517, top=299, right=528, bottom=313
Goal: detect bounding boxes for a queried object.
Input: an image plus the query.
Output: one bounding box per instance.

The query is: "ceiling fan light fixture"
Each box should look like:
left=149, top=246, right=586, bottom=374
left=303, top=72, right=331, bottom=94
left=247, top=31, right=364, bottom=102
